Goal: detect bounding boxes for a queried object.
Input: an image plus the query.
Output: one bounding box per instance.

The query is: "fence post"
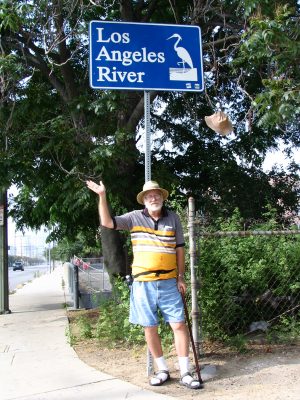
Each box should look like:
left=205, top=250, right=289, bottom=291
left=188, top=197, right=201, bottom=356
left=146, top=347, right=153, bottom=376
left=73, top=264, right=80, bottom=309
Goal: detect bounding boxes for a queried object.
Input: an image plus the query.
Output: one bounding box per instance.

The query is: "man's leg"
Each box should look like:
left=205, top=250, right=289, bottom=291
left=170, top=322, right=201, bottom=389
left=170, top=321, right=189, bottom=356
left=144, top=326, right=170, bottom=385
left=144, top=326, right=163, bottom=358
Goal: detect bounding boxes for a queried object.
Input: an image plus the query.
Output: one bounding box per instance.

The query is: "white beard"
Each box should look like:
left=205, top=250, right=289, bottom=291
left=147, top=202, right=163, bottom=213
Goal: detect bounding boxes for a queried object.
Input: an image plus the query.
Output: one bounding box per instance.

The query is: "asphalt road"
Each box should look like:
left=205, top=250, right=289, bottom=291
left=9, top=264, right=50, bottom=292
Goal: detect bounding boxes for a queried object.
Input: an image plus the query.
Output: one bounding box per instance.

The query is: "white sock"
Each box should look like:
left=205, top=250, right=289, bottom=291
left=178, top=356, right=189, bottom=376
left=150, top=356, right=169, bottom=385
left=155, top=356, right=168, bottom=372
left=178, top=356, right=200, bottom=388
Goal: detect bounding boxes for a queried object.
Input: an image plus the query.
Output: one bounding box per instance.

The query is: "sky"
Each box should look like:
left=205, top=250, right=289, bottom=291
left=7, top=186, right=49, bottom=258
left=7, top=219, right=49, bottom=258
left=262, top=143, right=300, bottom=172
left=7, top=218, right=50, bottom=258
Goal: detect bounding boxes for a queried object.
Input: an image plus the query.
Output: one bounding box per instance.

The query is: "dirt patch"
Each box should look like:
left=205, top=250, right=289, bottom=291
left=68, top=309, right=300, bottom=399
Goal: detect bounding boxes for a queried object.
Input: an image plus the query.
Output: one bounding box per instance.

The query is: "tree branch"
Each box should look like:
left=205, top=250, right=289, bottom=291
left=20, top=44, right=69, bottom=102
left=53, top=0, right=80, bottom=100
left=203, top=35, right=240, bottom=50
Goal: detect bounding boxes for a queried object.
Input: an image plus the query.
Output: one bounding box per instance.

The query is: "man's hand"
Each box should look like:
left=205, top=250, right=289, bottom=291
left=177, top=277, right=186, bottom=294
left=86, top=180, right=113, bottom=228
left=86, top=180, right=106, bottom=196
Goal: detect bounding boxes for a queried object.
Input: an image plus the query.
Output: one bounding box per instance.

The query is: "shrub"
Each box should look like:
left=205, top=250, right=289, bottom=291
left=197, top=209, right=300, bottom=339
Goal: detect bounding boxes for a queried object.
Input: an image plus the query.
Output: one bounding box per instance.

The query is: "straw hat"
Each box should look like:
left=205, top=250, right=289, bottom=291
left=204, top=111, right=233, bottom=136
left=137, top=181, right=169, bottom=205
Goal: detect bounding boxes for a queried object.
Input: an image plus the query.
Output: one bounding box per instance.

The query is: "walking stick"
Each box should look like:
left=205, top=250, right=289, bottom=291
left=181, top=292, right=203, bottom=385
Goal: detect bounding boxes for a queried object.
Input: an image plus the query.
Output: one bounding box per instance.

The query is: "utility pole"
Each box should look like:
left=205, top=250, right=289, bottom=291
left=0, top=188, right=10, bottom=314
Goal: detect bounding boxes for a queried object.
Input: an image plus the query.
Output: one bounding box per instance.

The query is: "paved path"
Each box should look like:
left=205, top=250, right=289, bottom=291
left=0, top=266, right=176, bottom=400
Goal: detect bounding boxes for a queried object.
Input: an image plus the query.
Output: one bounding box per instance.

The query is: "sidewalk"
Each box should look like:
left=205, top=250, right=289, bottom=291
left=0, top=266, right=176, bottom=400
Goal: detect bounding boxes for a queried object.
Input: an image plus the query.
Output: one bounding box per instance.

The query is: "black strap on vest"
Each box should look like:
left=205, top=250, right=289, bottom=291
left=133, top=268, right=175, bottom=280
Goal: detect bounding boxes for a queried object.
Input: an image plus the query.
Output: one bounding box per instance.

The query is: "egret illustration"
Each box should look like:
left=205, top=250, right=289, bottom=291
left=167, top=33, right=194, bottom=71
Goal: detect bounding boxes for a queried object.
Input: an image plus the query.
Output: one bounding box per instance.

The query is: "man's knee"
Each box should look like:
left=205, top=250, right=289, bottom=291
left=170, top=321, right=187, bottom=332
left=144, top=325, right=159, bottom=335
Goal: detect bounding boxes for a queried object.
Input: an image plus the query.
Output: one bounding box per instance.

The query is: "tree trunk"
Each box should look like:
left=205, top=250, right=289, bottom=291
left=100, top=227, right=129, bottom=280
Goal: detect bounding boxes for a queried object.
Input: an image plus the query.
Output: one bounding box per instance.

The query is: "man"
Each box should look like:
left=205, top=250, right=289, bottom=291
left=86, top=179, right=201, bottom=389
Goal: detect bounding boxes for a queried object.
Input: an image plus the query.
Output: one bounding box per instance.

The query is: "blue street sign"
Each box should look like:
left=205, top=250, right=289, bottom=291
left=89, top=21, right=204, bottom=92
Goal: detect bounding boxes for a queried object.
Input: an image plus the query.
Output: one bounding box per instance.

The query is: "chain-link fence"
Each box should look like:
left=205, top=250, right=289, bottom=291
left=67, top=256, right=112, bottom=309
left=196, top=232, right=300, bottom=339
left=187, top=198, right=300, bottom=353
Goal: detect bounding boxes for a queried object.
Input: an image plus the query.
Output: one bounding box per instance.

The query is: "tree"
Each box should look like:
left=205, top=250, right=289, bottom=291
left=236, top=0, right=300, bottom=129
left=0, top=0, right=299, bottom=278
left=0, top=0, right=165, bottom=275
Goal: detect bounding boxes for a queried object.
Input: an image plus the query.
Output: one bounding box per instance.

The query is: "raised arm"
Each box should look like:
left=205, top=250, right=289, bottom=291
left=86, top=180, right=114, bottom=229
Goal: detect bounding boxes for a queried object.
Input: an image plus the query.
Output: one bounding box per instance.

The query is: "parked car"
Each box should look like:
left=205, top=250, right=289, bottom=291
left=13, top=261, right=24, bottom=271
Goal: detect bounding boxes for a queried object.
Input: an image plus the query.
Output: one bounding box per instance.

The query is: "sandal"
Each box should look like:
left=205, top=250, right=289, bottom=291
left=149, top=370, right=170, bottom=386
left=180, top=372, right=203, bottom=389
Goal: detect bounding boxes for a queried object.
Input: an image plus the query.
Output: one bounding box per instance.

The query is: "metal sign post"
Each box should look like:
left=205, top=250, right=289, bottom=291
left=144, top=90, right=153, bottom=374
left=144, top=91, right=151, bottom=181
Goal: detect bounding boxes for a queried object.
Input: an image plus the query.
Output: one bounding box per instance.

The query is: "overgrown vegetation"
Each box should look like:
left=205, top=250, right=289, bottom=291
left=198, top=209, right=300, bottom=343
left=69, top=277, right=174, bottom=350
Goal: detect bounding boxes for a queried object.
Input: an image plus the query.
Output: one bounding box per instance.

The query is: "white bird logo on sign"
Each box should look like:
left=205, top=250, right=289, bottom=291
left=167, top=33, right=193, bottom=71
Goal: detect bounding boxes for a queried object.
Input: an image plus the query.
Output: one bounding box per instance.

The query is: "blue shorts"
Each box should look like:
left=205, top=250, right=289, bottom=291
left=129, top=278, right=185, bottom=327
